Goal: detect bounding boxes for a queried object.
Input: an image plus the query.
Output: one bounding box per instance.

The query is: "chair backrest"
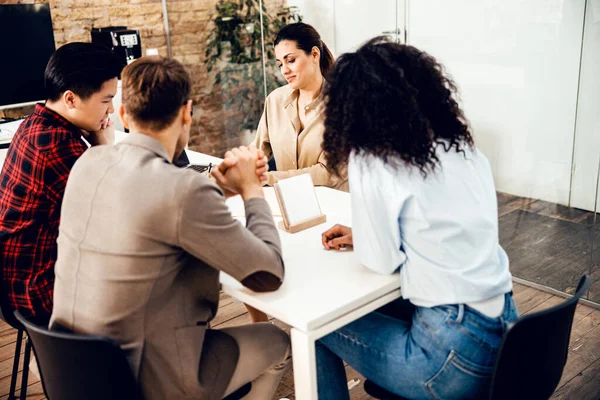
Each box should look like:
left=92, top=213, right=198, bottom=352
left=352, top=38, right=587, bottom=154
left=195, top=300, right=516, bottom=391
left=14, top=311, right=144, bottom=400
left=489, top=275, right=590, bottom=400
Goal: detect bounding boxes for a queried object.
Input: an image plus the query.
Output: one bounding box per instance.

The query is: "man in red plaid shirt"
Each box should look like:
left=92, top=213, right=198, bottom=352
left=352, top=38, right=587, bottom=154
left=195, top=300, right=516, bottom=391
left=0, top=42, right=122, bottom=323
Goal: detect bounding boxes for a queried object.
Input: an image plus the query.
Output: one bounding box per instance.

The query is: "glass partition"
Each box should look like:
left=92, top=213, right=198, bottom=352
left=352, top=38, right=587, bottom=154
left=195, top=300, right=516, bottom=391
left=407, top=0, right=599, bottom=300
left=285, top=0, right=405, bottom=58
left=571, top=0, right=600, bottom=302
left=167, top=0, right=278, bottom=157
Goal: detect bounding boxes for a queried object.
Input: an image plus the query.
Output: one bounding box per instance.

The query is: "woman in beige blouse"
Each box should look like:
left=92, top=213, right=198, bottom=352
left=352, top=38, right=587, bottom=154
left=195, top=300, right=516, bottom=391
left=248, top=22, right=348, bottom=323
left=253, top=22, right=348, bottom=191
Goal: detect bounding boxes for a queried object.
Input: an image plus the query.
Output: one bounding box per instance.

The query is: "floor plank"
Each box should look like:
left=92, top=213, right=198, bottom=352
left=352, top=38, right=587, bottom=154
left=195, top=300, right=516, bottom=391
left=497, top=192, right=600, bottom=304
left=0, top=365, right=41, bottom=398
left=499, top=210, right=598, bottom=300
left=496, top=192, right=536, bottom=218
left=512, top=286, right=554, bottom=314
left=552, top=357, right=600, bottom=400
left=0, top=380, right=44, bottom=400
left=210, top=300, right=247, bottom=327
left=523, top=200, right=596, bottom=225
left=511, top=282, right=529, bottom=294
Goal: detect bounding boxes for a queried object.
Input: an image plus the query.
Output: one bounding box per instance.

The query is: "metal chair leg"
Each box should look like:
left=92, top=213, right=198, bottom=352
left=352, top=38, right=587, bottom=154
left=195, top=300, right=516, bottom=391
left=19, top=336, right=31, bottom=400
left=7, top=329, right=23, bottom=400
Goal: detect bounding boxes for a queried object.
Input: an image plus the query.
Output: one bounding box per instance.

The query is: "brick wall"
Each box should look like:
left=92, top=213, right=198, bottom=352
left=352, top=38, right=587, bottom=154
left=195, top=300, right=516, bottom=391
left=0, top=0, right=285, bottom=157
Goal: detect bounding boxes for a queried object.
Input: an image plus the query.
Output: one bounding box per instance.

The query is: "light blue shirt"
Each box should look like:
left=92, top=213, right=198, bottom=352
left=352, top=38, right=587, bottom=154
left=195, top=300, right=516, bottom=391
left=349, top=144, right=512, bottom=308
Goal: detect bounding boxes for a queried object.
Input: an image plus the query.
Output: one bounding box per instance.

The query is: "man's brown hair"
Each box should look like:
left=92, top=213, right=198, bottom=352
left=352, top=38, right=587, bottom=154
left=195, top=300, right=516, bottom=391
left=121, top=56, right=191, bottom=132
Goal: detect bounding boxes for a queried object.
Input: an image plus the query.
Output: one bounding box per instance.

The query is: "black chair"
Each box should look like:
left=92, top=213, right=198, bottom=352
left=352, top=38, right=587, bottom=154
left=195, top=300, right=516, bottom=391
left=14, top=311, right=253, bottom=400
left=268, top=156, right=277, bottom=173
left=223, top=383, right=252, bottom=400
left=15, top=311, right=144, bottom=400
left=0, top=296, right=31, bottom=400
left=364, top=379, right=407, bottom=400
left=364, top=275, right=591, bottom=400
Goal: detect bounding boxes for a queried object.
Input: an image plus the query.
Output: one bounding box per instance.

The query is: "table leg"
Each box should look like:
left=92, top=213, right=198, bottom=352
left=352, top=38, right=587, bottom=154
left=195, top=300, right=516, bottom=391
left=291, top=328, right=318, bottom=399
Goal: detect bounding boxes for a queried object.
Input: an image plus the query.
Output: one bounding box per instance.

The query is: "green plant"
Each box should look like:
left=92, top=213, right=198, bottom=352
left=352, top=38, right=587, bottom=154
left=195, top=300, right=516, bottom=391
left=205, top=0, right=302, bottom=131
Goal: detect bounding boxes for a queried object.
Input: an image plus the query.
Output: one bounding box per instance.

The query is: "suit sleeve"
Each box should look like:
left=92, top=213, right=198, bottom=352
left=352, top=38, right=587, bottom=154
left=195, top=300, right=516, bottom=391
left=178, top=177, right=284, bottom=292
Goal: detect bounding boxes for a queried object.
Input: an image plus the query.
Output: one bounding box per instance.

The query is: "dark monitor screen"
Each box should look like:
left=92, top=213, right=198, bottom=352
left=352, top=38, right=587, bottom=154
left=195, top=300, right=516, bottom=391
left=0, top=4, right=55, bottom=109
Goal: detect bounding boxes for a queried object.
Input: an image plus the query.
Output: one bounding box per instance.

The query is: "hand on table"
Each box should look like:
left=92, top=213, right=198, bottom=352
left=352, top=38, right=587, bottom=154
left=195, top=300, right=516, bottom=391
left=322, top=224, right=353, bottom=250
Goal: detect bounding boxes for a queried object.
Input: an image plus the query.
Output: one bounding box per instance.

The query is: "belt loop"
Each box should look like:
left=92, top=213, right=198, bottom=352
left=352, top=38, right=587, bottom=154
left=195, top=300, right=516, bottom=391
left=501, top=292, right=511, bottom=331
left=456, top=304, right=465, bottom=323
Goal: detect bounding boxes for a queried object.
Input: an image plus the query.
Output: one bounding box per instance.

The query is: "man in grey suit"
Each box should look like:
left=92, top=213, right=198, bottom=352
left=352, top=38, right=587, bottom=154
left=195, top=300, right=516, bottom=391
left=50, top=56, right=290, bottom=399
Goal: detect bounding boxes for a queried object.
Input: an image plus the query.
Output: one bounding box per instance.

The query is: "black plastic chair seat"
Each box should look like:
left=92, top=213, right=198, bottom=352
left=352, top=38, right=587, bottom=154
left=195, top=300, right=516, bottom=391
left=15, top=311, right=255, bottom=400
left=364, top=379, right=407, bottom=399
left=14, top=311, right=144, bottom=400
left=223, top=382, right=251, bottom=400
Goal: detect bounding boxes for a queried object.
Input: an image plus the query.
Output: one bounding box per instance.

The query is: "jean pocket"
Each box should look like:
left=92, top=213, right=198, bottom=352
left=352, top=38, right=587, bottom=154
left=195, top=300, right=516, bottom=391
left=425, top=350, right=493, bottom=400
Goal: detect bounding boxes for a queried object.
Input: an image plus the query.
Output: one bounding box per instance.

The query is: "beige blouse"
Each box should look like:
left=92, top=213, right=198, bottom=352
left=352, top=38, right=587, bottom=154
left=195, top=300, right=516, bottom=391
left=253, top=85, right=348, bottom=191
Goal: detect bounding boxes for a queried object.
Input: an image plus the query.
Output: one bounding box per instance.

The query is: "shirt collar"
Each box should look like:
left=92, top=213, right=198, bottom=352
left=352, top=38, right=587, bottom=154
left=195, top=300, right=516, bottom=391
left=33, top=103, right=83, bottom=137
left=282, top=80, right=326, bottom=112
left=118, top=132, right=172, bottom=162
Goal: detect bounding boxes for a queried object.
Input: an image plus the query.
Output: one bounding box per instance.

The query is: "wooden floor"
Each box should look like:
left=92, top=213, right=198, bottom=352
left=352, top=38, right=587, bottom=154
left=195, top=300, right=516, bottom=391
left=0, top=282, right=598, bottom=399
left=497, top=192, right=600, bottom=304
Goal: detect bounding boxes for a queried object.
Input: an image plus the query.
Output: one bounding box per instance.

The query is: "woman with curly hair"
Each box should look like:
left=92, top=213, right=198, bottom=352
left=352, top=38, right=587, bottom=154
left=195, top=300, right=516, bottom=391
left=317, top=37, right=516, bottom=399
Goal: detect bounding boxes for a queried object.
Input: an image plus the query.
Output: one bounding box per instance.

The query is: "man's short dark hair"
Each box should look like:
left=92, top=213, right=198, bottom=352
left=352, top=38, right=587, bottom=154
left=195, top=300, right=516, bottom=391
left=121, top=56, right=192, bottom=132
left=45, top=42, right=123, bottom=102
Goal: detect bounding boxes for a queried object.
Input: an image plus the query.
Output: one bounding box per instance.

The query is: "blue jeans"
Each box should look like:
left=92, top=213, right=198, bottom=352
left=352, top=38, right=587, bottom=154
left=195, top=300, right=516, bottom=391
left=316, top=293, right=518, bottom=399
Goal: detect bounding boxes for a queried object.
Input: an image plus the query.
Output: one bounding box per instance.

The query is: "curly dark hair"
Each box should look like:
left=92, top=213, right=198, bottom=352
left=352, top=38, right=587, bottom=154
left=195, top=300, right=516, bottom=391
left=323, top=36, right=474, bottom=177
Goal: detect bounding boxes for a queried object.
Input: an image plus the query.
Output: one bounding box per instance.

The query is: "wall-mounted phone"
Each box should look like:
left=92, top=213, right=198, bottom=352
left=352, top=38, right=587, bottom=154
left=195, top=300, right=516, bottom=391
left=91, top=27, right=142, bottom=70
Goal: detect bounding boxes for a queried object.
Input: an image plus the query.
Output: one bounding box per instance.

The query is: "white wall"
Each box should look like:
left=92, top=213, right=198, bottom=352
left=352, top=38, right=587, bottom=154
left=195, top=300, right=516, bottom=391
left=109, top=80, right=124, bottom=132
left=285, top=0, right=403, bottom=56
left=333, top=0, right=401, bottom=55
left=409, top=0, right=586, bottom=205
left=286, top=0, right=337, bottom=54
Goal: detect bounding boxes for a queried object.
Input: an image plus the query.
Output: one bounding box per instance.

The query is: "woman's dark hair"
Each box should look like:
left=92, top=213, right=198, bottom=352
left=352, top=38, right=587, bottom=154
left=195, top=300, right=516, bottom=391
left=274, top=22, right=334, bottom=78
left=323, top=36, right=474, bottom=178
left=45, top=42, right=123, bottom=102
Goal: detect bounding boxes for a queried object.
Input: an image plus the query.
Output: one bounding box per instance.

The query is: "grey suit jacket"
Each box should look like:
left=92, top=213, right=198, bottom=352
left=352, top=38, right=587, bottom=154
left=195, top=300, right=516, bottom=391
left=50, top=133, right=284, bottom=400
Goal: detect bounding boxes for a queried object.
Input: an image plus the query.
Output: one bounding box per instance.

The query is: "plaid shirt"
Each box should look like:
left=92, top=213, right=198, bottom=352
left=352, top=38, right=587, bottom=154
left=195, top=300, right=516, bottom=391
left=0, top=104, right=87, bottom=320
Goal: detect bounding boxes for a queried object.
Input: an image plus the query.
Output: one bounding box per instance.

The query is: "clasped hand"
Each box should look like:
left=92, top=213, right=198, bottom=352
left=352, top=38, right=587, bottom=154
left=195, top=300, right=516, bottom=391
left=211, top=145, right=268, bottom=199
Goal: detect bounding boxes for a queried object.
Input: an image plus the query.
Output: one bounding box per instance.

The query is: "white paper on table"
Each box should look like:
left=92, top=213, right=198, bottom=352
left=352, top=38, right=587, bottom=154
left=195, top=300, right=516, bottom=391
left=226, top=187, right=282, bottom=218
left=276, top=174, right=322, bottom=226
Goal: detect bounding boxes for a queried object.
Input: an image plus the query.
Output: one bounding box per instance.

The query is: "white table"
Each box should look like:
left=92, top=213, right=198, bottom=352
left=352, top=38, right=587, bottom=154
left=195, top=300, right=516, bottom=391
left=1, top=128, right=402, bottom=397
left=223, top=187, right=402, bottom=399
left=0, top=129, right=222, bottom=169
left=0, top=120, right=23, bottom=166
